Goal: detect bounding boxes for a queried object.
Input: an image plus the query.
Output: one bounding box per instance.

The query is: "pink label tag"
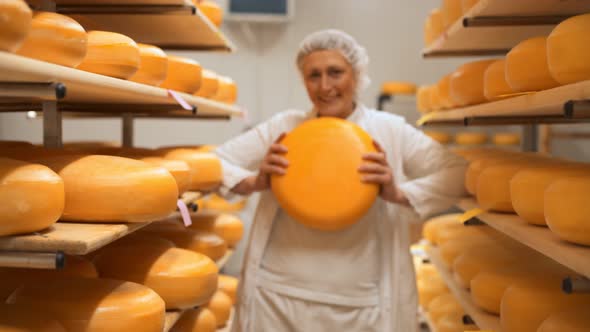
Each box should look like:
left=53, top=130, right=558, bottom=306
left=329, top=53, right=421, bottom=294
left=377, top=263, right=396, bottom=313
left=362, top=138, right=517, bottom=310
left=177, top=199, right=193, bottom=227
left=168, top=90, right=193, bottom=111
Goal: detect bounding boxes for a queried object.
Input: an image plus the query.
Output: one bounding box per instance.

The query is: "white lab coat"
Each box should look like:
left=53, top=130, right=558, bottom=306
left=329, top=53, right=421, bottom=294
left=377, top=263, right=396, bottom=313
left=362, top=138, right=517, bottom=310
left=215, top=104, right=467, bottom=332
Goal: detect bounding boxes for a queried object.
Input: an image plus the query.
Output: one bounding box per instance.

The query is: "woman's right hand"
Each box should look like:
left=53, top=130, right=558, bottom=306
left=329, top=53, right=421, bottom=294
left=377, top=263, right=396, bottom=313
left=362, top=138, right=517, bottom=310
left=252, top=134, right=289, bottom=191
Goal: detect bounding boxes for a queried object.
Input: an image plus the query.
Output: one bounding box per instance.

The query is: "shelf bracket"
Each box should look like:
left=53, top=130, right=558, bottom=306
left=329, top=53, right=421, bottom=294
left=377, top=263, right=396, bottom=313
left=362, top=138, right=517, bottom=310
left=463, top=15, right=570, bottom=27
left=522, top=124, right=538, bottom=152
left=43, top=101, right=62, bottom=148
left=563, top=277, right=590, bottom=294
left=0, top=251, right=65, bottom=270
left=376, top=93, right=393, bottom=111
left=564, top=99, right=590, bottom=119
left=122, top=113, right=134, bottom=148
left=0, top=82, right=66, bottom=100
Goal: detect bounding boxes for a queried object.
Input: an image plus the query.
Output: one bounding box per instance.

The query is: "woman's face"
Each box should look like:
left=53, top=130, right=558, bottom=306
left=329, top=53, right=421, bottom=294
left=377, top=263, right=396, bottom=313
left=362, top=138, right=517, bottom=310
left=301, top=50, right=357, bottom=118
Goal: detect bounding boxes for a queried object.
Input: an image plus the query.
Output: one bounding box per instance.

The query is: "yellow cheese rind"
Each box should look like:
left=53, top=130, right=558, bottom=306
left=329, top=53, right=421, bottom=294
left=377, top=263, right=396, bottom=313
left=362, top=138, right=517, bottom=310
left=0, top=0, right=32, bottom=52
left=160, top=56, right=202, bottom=93
left=189, top=213, right=244, bottom=247
left=195, top=69, right=220, bottom=98
left=545, top=175, right=590, bottom=245
left=442, top=0, right=462, bottom=28
left=140, top=157, right=192, bottom=195
left=506, top=36, right=559, bottom=92
left=76, top=31, right=140, bottom=79
left=0, top=303, right=66, bottom=332
left=212, top=76, right=237, bottom=104
left=424, top=9, right=444, bottom=46
left=196, top=1, right=224, bottom=27
left=416, top=85, right=432, bottom=114
left=484, top=59, right=514, bottom=101
left=204, top=291, right=233, bottom=328
left=450, top=60, right=496, bottom=106
left=538, top=307, right=590, bottom=332
left=380, top=81, right=417, bottom=95
left=129, top=43, right=168, bottom=86
left=218, top=275, right=239, bottom=304
left=547, top=13, right=590, bottom=85
left=171, top=308, right=217, bottom=332
left=163, top=150, right=222, bottom=191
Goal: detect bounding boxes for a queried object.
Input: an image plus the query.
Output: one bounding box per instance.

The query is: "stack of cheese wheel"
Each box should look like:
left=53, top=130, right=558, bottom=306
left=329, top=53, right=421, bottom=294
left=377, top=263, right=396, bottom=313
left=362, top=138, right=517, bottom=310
left=161, top=148, right=222, bottom=191
left=93, top=234, right=219, bottom=309
left=424, top=131, right=452, bottom=145
left=441, top=0, right=462, bottom=28
left=140, top=157, right=192, bottom=195
left=380, top=81, right=417, bottom=95
left=450, top=60, right=496, bottom=107
left=197, top=193, right=247, bottom=212
left=421, top=213, right=463, bottom=244
left=464, top=150, right=528, bottom=196
left=437, top=74, right=455, bottom=109
left=492, top=132, right=520, bottom=146
left=129, top=43, right=168, bottom=86
left=439, top=230, right=507, bottom=268
left=452, top=244, right=521, bottom=289
left=213, top=76, right=238, bottom=104
left=547, top=13, right=590, bottom=85
left=417, top=265, right=449, bottom=308
left=171, top=308, right=217, bottom=332
left=0, top=303, right=65, bottom=332
left=218, top=274, right=239, bottom=304
left=160, top=56, right=202, bottom=93
left=454, top=132, right=488, bottom=146
left=416, top=85, right=432, bottom=113
left=195, top=69, right=220, bottom=98
left=204, top=290, right=233, bottom=328
left=538, top=306, right=590, bottom=332
left=0, top=157, right=64, bottom=236
left=16, top=12, right=87, bottom=67
left=36, top=155, right=178, bottom=222
left=7, top=276, right=166, bottom=332
left=196, top=0, right=224, bottom=27
left=0, top=0, right=32, bottom=52
left=505, top=36, right=559, bottom=92
left=484, top=59, right=515, bottom=101
left=428, top=83, right=442, bottom=111
left=77, top=31, right=140, bottom=79
left=424, top=8, right=444, bottom=46
left=427, top=293, right=463, bottom=324
left=436, top=312, right=478, bottom=332
left=189, top=213, right=244, bottom=248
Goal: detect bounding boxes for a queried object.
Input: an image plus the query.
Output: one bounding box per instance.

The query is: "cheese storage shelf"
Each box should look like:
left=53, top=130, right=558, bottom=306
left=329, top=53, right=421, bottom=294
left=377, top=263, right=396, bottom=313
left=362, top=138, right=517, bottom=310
left=426, top=246, right=503, bottom=332
left=216, top=249, right=233, bottom=270
left=164, top=310, right=183, bottom=332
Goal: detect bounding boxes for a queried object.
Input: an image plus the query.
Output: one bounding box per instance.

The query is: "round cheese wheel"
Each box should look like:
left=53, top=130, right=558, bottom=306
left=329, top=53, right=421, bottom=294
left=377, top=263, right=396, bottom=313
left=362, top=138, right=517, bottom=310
left=195, top=69, right=220, bottom=98
left=93, top=234, right=219, bottom=309
left=501, top=279, right=590, bottom=332
left=484, top=59, right=515, bottom=101
left=461, top=0, right=479, bottom=12
left=424, top=9, right=444, bottom=46
left=547, top=13, right=590, bottom=85
left=163, top=150, right=222, bottom=191
left=38, top=155, right=178, bottom=222
left=416, top=264, right=438, bottom=282
left=492, top=132, right=520, bottom=146
left=424, top=131, right=452, bottom=145
left=437, top=74, right=456, bottom=109
left=0, top=158, right=64, bottom=236
left=200, top=193, right=247, bottom=212
left=7, top=277, right=166, bottom=332
left=436, top=225, right=498, bottom=246
left=77, top=31, right=140, bottom=79
left=380, top=81, right=417, bottom=95
left=422, top=213, right=463, bottom=244
left=417, top=277, right=449, bottom=308
left=0, top=303, right=65, bottom=332
left=16, top=12, right=86, bottom=67
left=218, top=275, right=238, bottom=304
left=465, top=153, right=530, bottom=195
left=506, top=36, right=559, bottom=92
left=212, top=76, right=238, bottom=104
left=454, top=132, right=488, bottom=146
left=189, top=213, right=244, bottom=247
left=545, top=175, right=590, bottom=246
left=160, top=56, right=202, bottom=93
left=205, top=290, right=232, bottom=328
left=270, top=117, right=378, bottom=231
left=0, top=0, right=32, bottom=52
left=140, top=157, right=192, bottom=195
left=416, top=85, right=432, bottom=114
left=453, top=246, right=519, bottom=289
left=436, top=312, right=478, bottom=332
left=450, top=60, right=496, bottom=107
left=428, top=83, right=442, bottom=111
left=171, top=308, right=217, bottom=332
left=538, top=307, right=590, bottom=332
left=129, top=43, right=168, bottom=86
left=440, top=238, right=500, bottom=268
left=197, top=1, right=224, bottom=27
left=427, top=293, right=463, bottom=323
left=442, top=0, right=462, bottom=28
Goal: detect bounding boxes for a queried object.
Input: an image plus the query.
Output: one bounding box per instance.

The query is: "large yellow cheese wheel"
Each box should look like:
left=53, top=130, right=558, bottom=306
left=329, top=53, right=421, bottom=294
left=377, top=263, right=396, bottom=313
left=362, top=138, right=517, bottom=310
left=197, top=1, right=224, bottom=27
left=546, top=13, right=590, bottom=85
left=140, top=157, right=191, bottom=195
left=545, top=175, right=590, bottom=245
left=77, top=31, right=139, bottom=79
left=424, top=131, right=452, bottom=145
left=380, top=81, right=417, bottom=95
left=501, top=279, right=590, bottom=332
left=416, top=85, right=432, bottom=113
left=38, top=155, right=178, bottom=222
left=427, top=293, right=463, bottom=323
left=218, top=275, right=239, bottom=304
left=0, top=303, right=65, bottom=332
left=195, top=69, right=220, bottom=98
left=424, top=9, right=444, bottom=46
left=160, top=56, right=202, bottom=93
left=0, top=158, right=64, bottom=236
left=442, top=0, right=462, bottom=28
left=538, top=307, right=590, bottom=332
left=422, top=213, right=463, bottom=244
left=94, top=234, right=219, bottom=309
left=198, top=193, right=247, bottom=212
left=0, top=0, right=32, bottom=52
left=453, top=247, right=519, bottom=289
left=16, top=12, right=86, bottom=67
left=171, top=308, right=217, bottom=332
left=437, top=74, right=456, bottom=109
left=436, top=224, right=498, bottom=247
left=464, top=152, right=530, bottom=195
left=428, top=83, right=442, bottom=111
left=270, top=117, right=378, bottom=231
left=163, top=150, right=222, bottom=191
left=484, top=59, right=515, bottom=101
left=212, top=76, right=238, bottom=104
left=450, top=60, right=496, bottom=106
left=492, top=132, right=520, bottom=146
left=461, top=0, right=479, bottom=13
left=189, top=213, right=244, bottom=247
left=440, top=238, right=500, bottom=268
left=454, top=132, right=488, bottom=146
left=436, top=312, right=478, bottom=332
left=204, top=290, right=232, bottom=328
left=506, top=36, right=559, bottom=92
left=129, top=43, right=168, bottom=86
left=416, top=264, right=439, bottom=282
left=8, top=277, right=166, bottom=332
left=418, top=277, right=449, bottom=308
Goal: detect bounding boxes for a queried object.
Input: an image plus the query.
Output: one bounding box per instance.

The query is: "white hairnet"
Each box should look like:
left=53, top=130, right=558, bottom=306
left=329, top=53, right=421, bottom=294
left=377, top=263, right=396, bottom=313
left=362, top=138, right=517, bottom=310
left=296, top=29, right=371, bottom=95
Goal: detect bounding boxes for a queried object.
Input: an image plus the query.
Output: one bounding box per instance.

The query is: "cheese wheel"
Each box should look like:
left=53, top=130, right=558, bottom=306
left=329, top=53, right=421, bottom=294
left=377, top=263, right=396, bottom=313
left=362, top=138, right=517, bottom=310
left=195, top=69, right=220, bottom=98
left=160, top=56, right=202, bottom=93
left=436, top=225, right=499, bottom=247
left=0, top=158, right=64, bottom=236
left=424, top=131, right=452, bottom=145
left=442, top=0, right=462, bottom=28
left=424, top=9, right=444, bottom=46
left=453, top=247, right=519, bottom=289
left=538, top=307, right=590, bottom=332
left=76, top=31, right=139, bottom=79
left=418, top=277, right=449, bottom=308
left=546, top=13, right=590, bottom=85
left=421, top=213, right=463, bottom=244
left=0, top=0, right=32, bottom=52
left=428, top=83, right=442, bottom=111
left=140, top=157, right=191, bottom=195
left=492, top=132, right=520, bottom=146
left=465, top=153, right=532, bottom=195
left=196, top=1, right=223, bottom=27
left=461, top=0, right=479, bottom=13
left=506, top=36, right=559, bottom=92
left=38, top=155, right=178, bottom=222
left=436, top=312, right=478, bottom=332
left=270, top=117, right=378, bottom=231
left=163, top=150, right=222, bottom=191
left=7, top=277, right=166, bottom=332
left=380, top=81, right=417, bottom=95
left=189, top=213, right=244, bottom=247
left=204, top=290, right=232, bottom=328
left=501, top=279, right=590, bottom=332
left=171, top=308, right=217, bottom=332
left=545, top=175, right=590, bottom=245
left=437, top=74, right=456, bottom=109
left=129, top=43, right=168, bottom=86
left=213, top=76, right=238, bottom=104
left=427, top=293, right=463, bottom=323
left=0, top=303, right=65, bottom=332
left=440, top=238, right=499, bottom=268
left=450, top=60, right=496, bottom=106
left=200, top=193, right=247, bottom=213
left=218, top=275, right=239, bottom=304
left=16, top=12, right=86, bottom=67
left=416, top=264, right=439, bottom=282
left=484, top=59, right=515, bottom=101
left=94, top=234, right=219, bottom=309
left=416, top=85, right=432, bottom=113
left=454, top=132, right=488, bottom=146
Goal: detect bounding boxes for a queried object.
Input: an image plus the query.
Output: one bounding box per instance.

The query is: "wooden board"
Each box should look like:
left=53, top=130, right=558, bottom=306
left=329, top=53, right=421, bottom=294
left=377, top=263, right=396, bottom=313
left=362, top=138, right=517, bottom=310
left=457, top=198, right=590, bottom=279
left=164, top=310, right=183, bottom=332
left=0, top=221, right=151, bottom=255
left=216, top=249, right=233, bottom=270
left=426, top=246, right=503, bottom=332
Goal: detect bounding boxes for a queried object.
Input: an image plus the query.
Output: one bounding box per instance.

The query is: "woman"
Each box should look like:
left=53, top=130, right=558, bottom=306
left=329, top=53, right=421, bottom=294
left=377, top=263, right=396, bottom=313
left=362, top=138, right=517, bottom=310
left=216, top=30, right=467, bottom=331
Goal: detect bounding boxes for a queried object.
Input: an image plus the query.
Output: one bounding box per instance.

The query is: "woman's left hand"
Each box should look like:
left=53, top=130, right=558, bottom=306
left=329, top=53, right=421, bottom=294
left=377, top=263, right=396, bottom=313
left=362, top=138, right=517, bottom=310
left=358, top=141, right=410, bottom=206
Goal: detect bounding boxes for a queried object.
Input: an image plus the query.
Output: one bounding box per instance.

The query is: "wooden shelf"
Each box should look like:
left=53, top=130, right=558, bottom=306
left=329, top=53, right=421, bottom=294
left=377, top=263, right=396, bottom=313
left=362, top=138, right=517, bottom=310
left=164, top=310, right=183, bottom=332
left=457, top=198, right=590, bottom=279
left=423, top=0, right=590, bottom=57
left=426, top=246, right=502, bottom=332
left=216, top=249, right=233, bottom=270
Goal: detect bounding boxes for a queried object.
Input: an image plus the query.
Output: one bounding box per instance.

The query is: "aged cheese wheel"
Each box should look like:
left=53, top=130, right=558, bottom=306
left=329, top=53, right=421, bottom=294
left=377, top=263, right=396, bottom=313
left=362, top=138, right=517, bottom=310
left=189, top=213, right=244, bottom=247
left=7, top=277, right=166, bottom=332
left=0, top=157, right=64, bottom=236
left=416, top=85, right=432, bottom=113
left=0, top=0, right=32, bottom=52
left=270, top=117, right=378, bottom=231
left=199, top=193, right=247, bottom=212
left=170, top=308, right=217, bottom=332
left=0, top=303, right=65, bottom=332
left=547, top=13, right=590, bottom=85
left=197, top=1, right=223, bottom=27
left=545, top=175, right=590, bottom=245
left=129, top=43, right=168, bottom=86
left=427, top=293, right=463, bottom=323
left=484, top=59, right=514, bottom=101
left=424, top=131, right=452, bottom=145
left=437, top=74, right=456, bottom=109
left=450, top=60, right=496, bottom=106
left=416, top=264, right=439, bottom=282
left=538, top=307, right=590, bottom=332
left=454, top=132, right=488, bottom=146
left=461, top=0, right=479, bottom=12
left=493, top=132, right=520, bottom=146
left=204, top=290, right=232, bottom=328
left=160, top=56, right=202, bottom=93
left=77, top=31, right=140, bottom=79
left=218, top=275, right=238, bottom=304
left=436, top=312, right=478, bottom=332
left=440, top=238, right=500, bottom=268
left=436, top=225, right=499, bottom=247
left=442, top=0, right=462, bottom=28
left=140, top=157, right=191, bottom=195
left=453, top=247, right=519, bottom=289
left=464, top=152, right=531, bottom=195
left=418, top=277, right=449, bottom=308
left=380, top=81, right=417, bottom=95
left=424, top=9, right=444, bottom=46
left=506, top=36, right=559, bottom=92
left=195, top=69, right=220, bottom=98
left=94, top=234, right=219, bottom=309
left=163, top=150, right=222, bottom=191
left=428, top=83, right=442, bottom=111
left=422, top=213, right=463, bottom=244
left=212, top=76, right=237, bottom=104
left=38, top=155, right=178, bottom=222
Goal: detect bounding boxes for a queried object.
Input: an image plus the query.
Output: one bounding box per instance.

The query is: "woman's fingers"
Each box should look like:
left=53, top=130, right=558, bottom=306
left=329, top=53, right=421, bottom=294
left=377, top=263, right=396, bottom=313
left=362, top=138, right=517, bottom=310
left=267, top=154, right=289, bottom=167
left=361, top=173, right=390, bottom=184
left=269, top=143, right=288, bottom=154
left=362, top=152, right=387, bottom=165
left=358, top=163, right=387, bottom=174
left=260, top=163, right=286, bottom=176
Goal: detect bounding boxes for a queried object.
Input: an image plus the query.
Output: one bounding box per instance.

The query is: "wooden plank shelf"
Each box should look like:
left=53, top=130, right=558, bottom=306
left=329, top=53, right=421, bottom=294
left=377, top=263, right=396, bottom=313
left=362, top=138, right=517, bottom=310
left=216, top=249, right=234, bottom=270
left=426, top=246, right=503, bottom=332
left=457, top=198, right=590, bottom=280
left=164, top=310, right=183, bottom=332
left=423, top=0, right=590, bottom=57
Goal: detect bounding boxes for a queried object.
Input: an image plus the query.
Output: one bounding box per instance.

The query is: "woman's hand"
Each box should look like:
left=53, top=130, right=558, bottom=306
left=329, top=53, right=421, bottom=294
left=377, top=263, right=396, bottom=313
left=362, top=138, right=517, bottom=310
left=358, top=141, right=410, bottom=206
